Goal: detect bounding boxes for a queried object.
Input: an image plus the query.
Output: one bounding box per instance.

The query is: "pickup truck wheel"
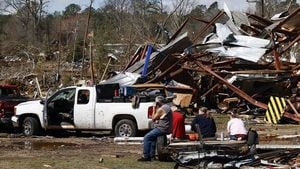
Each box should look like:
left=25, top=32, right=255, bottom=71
left=22, top=117, right=41, bottom=136
left=114, top=119, right=137, bottom=137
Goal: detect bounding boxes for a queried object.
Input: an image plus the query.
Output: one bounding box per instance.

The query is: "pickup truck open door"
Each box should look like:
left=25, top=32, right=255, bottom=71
left=44, top=87, right=76, bottom=128
left=43, top=89, right=51, bottom=128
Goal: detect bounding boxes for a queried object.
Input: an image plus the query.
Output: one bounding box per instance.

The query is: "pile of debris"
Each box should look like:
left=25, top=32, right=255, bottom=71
left=102, top=5, right=300, bottom=124
left=106, top=4, right=300, bottom=168
left=175, top=149, right=300, bottom=168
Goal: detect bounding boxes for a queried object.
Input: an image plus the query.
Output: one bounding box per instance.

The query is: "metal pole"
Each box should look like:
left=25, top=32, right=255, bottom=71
left=72, top=13, right=79, bottom=74
left=35, top=77, right=42, bottom=98
left=57, top=17, right=62, bottom=83
left=89, top=33, right=95, bottom=84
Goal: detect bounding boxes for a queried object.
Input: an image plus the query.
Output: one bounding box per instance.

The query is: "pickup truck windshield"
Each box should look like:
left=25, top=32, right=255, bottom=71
left=51, top=89, right=76, bottom=102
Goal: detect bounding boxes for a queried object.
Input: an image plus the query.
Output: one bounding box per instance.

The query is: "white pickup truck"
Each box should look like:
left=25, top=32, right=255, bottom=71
left=12, top=84, right=159, bottom=137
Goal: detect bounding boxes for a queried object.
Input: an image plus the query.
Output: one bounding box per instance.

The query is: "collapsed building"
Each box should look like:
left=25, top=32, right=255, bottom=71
left=111, top=5, right=300, bottom=168
left=102, top=5, right=300, bottom=124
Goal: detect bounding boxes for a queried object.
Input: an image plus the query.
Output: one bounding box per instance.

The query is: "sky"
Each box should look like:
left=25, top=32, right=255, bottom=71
left=47, top=0, right=252, bottom=13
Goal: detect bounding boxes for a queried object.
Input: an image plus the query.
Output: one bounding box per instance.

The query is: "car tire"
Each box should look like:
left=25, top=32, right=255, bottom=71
left=22, top=117, right=41, bottom=136
left=114, top=119, right=137, bottom=137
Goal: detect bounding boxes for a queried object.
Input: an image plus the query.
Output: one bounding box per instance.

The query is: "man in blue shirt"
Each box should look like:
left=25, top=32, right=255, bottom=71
left=191, top=107, right=216, bottom=138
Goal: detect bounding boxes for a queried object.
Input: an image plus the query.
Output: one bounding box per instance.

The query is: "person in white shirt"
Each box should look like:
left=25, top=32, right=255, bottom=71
left=227, top=111, right=247, bottom=140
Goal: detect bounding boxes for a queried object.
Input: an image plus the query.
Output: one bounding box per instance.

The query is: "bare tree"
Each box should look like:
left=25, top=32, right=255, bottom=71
left=152, top=0, right=186, bottom=44
left=105, top=0, right=131, bottom=12
left=3, top=0, right=49, bottom=43
left=173, top=0, right=196, bottom=17
left=251, top=0, right=299, bottom=18
left=81, top=0, right=94, bottom=79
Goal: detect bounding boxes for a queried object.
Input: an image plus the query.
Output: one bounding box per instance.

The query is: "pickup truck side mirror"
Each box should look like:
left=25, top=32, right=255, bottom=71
left=40, top=99, right=45, bottom=104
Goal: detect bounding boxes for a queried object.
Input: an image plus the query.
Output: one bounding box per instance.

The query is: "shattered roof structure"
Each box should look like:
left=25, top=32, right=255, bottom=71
left=104, top=5, right=300, bottom=122
left=99, top=72, right=141, bottom=86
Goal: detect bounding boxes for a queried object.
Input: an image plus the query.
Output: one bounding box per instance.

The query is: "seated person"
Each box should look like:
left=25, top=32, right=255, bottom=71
left=191, top=107, right=216, bottom=138
left=171, top=105, right=186, bottom=139
left=227, top=111, right=247, bottom=140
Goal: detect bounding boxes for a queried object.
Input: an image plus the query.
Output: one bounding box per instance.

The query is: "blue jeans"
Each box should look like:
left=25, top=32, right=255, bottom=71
left=143, top=128, right=165, bottom=158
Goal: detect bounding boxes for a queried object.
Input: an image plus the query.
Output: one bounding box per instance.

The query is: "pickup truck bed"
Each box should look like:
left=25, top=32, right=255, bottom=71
left=0, top=85, right=30, bottom=125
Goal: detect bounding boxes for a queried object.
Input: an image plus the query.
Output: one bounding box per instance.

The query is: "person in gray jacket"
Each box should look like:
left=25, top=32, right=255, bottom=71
left=137, top=96, right=172, bottom=162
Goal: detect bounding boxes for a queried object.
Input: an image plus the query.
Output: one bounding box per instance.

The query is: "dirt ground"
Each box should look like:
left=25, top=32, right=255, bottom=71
left=0, top=116, right=299, bottom=169
left=0, top=131, right=175, bottom=169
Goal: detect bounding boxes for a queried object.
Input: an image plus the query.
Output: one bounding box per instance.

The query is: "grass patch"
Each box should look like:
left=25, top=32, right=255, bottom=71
left=98, top=155, right=174, bottom=169
left=0, top=151, right=176, bottom=169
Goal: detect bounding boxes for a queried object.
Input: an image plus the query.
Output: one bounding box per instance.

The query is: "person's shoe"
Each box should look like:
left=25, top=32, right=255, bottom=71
left=137, top=157, right=151, bottom=162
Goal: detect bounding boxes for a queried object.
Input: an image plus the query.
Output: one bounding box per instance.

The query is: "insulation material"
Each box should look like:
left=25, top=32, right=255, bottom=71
left=172, top=93, right=193, bottom=107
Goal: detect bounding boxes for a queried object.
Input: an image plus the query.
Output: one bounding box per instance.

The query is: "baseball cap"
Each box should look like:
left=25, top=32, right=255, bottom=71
left=155, top=96, right=165, bottom=104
